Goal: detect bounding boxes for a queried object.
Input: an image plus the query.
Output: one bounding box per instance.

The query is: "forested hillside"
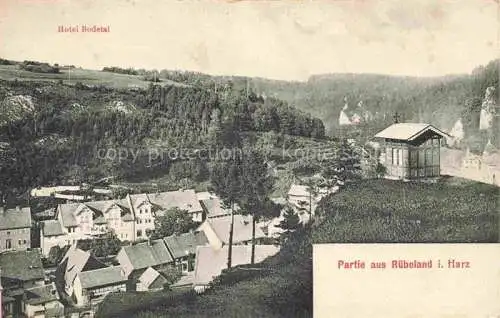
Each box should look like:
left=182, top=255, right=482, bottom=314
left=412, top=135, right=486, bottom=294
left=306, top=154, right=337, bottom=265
left=155, top=59, right=499, bottom=135
left=0, top=76, right=325, bottom=204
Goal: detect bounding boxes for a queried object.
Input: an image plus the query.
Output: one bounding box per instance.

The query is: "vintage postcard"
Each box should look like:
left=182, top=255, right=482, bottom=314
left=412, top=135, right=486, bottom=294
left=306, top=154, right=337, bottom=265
left=0, top=0, right=498, bottom=317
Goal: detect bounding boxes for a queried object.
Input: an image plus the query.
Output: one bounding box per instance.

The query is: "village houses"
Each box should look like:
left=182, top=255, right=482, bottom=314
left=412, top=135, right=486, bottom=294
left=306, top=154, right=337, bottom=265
left=55, top=246, right=108, bottom=298
left=40, top=189, right=204, bottom=256
left=0, top=206, right=32, bottom=253
left=116, top=239, right=174, bottom=290
left=163, top=231, right=209, bottom=273
left=72, top=266, right=127, bottom=307
left=23, top=283, right=64, bottom=318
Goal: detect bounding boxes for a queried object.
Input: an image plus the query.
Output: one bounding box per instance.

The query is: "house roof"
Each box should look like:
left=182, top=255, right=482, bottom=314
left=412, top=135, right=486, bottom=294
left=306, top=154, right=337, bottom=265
left=129, top=193, right=149, bottom=208
left=59, top=246, right=103, bottom=287
left=137, top=267, right=168, bottom=289
left=121, top=239, right=174, bottom=271
left=271, top=197, right=287, bottom=206
left=94, top=215, right=107, bottom=224
left=58, top=203, right=80, bottom=227
left=200, top=198, right=237, bottom=218
left=24, top=283, right=59, bottom=305
left=0, top=250, right=44, bottom=282
left=171, top=271, right=194, bottom=288
left=287, top=184, right=310, bottom=197
left=0, top=207, right=31, bottom=230
left=194, top=245, right=280, bottom=286
left=163, top=231, right=209, bottom=259
left=195, top=191, right=216, bottom=201
left=41, top=220, right=65, bottom=236
left=57, top=199, right=135, bottom=228
left=147, top=189, right=203, bottom=214
left=205, top=214, right=265, bottom=244
left=374, top=123, right=450, bottom=141
left=77, top=266, right=127, bottom=289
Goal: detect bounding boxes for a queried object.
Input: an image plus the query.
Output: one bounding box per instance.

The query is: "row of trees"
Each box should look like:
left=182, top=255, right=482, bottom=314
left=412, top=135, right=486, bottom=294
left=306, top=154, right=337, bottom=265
left=209, top=119, right=281, bottom=266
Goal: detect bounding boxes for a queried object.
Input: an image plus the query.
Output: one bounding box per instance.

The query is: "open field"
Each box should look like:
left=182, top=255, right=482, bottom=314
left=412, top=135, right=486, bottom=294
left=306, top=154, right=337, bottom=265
left=0, top=65, right=188, bottom=89
left=314, top=177, right=499, bottom=243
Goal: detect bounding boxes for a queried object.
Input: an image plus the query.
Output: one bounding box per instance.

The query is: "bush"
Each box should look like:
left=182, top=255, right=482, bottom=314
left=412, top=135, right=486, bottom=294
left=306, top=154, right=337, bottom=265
left=19, top=61, right=59, bottom=73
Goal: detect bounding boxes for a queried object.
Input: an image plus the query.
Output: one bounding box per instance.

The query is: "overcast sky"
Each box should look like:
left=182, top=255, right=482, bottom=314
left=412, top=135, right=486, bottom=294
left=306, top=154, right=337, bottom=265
left=0, top=0, right=497, bottom=80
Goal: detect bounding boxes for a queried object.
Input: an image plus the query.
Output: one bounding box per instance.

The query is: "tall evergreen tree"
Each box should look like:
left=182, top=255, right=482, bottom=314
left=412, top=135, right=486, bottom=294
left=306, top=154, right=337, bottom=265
left=238, top=148, right=279, bottom=264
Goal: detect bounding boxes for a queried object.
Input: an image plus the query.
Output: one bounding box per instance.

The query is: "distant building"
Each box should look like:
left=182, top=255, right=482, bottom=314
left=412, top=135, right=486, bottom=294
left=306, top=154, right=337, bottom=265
left=72, top=266, right=127, bottom=307
left=286, top=184, right=337, bottom=218
left=193, top=245, right=280, bottom=293
left=0, top=206, right=32, bottom=252
left=287, top=184, right=310, bottom=212
left=196, top=215, right=265, bottom=250
left=374, top=123, right=449, bottom=180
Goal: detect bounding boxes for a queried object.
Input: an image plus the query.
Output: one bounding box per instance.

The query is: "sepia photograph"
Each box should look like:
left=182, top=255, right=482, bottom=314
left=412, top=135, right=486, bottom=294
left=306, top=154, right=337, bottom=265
left=0, top=0, right=498, bottom=317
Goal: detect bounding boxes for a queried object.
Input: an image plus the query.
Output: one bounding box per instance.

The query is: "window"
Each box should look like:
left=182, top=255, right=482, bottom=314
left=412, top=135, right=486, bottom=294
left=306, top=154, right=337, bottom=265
left=418, top=150, right=425, bottom=167
left=6, top=231, right=10, bottom=235
left=18, top=239, right=23, bottom=245
left=433, top=148, right=439, bottom=165
left=410, top=150, right=418, bottom=167
left=137, top=230, right=142, bottom=237
left=5, top=239, right=12, bottom=249
left=425, top=149, right=433, bottom=166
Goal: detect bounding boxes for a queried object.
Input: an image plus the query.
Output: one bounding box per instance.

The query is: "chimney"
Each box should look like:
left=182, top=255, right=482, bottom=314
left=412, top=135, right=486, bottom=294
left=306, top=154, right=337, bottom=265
left=16, top=206, right=20, bottom=211
left=0, top=207, right=3, bottom=214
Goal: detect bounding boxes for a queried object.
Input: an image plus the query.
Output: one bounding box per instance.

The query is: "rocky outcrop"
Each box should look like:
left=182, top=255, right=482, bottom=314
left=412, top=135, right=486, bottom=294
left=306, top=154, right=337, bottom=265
left=0, top=94, right=36, bottom=126
left=479, top=86, right=496, bottom=131
left=338, top=98, right=352, bottom=126
left=338, top=98, right=373, bottom=126
left=106, top=100, right=137, bottom=114
left=446, top=118, right=465, bottom=148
